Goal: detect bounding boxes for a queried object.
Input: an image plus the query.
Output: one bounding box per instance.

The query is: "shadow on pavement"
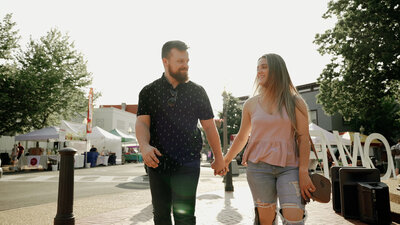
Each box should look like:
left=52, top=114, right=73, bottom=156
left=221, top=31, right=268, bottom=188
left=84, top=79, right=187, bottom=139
left=217, top=192, right=243, bottom=224
left=129, top=204, right=153, bottom=225
left=116, top=175, right=150, bottom=190
left=197, top=193, right=223, bottom=200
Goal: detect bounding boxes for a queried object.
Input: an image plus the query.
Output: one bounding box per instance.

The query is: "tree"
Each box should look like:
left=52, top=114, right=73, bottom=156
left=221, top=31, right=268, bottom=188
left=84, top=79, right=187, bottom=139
left=0, top=14, right=95, bottom=135
left=16, top=29, right=92, bottom=130
left=0, top=13, right=19, bottom=61
left=217, top=92, right=243, bottom=147
left=200, top=91, right=243, bottom=159
left=0, top=13, right=22, bottom=135
left=314, top=0, right=400, bottom=142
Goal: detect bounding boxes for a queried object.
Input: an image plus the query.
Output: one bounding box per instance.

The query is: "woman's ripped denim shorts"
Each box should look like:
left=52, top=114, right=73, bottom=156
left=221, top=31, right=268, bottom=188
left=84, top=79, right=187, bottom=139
left=247, top=161, right=306, bottom=225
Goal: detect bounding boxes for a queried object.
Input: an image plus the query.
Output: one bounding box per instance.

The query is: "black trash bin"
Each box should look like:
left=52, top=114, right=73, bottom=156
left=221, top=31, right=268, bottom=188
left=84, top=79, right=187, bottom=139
left=358, top=182, right=391, bottom=225
left=331, top=166, right=366, bottom=213
left=339, top=167, right=380, bottom=219
left=331, top=166, right=343, bottom=213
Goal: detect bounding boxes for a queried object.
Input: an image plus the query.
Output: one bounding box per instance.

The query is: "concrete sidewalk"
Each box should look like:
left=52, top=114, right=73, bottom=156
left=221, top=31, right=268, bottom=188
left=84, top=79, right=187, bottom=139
left=1, top=163, right=398, bottom=225
left=76, top=182, right=370, bottom=225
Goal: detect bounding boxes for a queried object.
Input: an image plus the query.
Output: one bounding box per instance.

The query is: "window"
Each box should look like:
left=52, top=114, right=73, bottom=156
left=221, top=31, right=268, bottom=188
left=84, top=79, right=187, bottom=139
left=309, top=110, right=318, bottom=124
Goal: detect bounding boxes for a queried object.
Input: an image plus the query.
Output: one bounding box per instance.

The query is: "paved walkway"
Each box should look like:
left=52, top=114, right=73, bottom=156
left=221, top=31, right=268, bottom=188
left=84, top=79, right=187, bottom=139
left=76, top=183, right=370, bottom=225
left=1, top=163, right=398, bottom=225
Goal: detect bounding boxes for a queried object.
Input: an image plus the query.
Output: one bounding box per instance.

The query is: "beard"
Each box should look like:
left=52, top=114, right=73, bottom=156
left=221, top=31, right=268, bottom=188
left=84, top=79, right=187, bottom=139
left=168, top=65, right=189, bottom=83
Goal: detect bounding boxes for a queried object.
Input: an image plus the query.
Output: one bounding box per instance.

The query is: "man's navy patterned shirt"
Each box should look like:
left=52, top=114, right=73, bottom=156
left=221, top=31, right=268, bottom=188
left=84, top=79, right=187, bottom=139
left=137, top=74, right=214, bottom=171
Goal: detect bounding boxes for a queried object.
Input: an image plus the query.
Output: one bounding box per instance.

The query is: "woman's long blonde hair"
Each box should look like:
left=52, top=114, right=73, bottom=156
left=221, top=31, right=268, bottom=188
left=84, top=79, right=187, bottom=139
left=254, top=53, right=307, bottom=130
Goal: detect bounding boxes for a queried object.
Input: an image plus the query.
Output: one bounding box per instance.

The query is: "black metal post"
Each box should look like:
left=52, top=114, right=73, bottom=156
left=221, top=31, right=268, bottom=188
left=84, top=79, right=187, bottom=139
left=54, top=147, right=76, bottom=225
left=225, top=162, right=234, bottom=191
left=222, top=90, right=234, bottom=192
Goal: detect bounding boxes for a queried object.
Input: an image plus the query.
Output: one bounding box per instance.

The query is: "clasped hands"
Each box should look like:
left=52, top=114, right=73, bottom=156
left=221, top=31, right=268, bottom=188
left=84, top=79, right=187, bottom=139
left=211, top=157, right=230, bottom=176
left=141, top=145, right=231, bottom=177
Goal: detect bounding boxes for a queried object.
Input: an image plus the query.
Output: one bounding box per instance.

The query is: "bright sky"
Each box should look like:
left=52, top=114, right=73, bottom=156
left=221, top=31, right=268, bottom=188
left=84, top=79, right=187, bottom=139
left=1, top=0, right=335, bottom=115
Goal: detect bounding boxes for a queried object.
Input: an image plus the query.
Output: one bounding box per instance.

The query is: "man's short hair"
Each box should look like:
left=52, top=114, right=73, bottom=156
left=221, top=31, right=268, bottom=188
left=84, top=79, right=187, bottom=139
left=161, top=40, right=188, bottom=59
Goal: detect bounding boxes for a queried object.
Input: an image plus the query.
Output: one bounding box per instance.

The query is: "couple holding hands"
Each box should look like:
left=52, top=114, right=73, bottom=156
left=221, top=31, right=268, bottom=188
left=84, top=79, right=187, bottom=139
left=136, top=40, right=313, bottom=225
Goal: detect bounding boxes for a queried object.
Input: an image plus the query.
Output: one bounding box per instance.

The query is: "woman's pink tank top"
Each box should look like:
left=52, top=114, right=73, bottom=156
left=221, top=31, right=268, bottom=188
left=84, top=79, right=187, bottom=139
left=242, top=101, right=299, bottom=167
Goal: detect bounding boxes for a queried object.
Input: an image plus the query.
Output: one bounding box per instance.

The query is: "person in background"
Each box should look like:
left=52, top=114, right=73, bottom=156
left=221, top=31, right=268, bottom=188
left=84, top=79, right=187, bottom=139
left=135, top=40, right=225, bottom=225
left=391, top=139, right=400, bottom=176
left=89, top=145, right=97, bottom=152
left=11, top=144, right=18, bottom=165
left=222, top=53, right=314, bottom=225
left=17, top=142, right=24, bottom=160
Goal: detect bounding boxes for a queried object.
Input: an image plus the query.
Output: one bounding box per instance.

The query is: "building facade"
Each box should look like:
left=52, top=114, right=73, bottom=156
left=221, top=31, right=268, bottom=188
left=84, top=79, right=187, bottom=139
left=236, top=82, right=351, bottom=132
left=93, top=105, right=137, bottom=136
left=297, top=82, right=351, bottom=132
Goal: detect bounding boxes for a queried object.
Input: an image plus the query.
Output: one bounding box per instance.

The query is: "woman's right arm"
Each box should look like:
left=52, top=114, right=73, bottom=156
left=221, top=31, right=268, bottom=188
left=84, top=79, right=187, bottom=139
left=223, top=100, right=252, bottom=166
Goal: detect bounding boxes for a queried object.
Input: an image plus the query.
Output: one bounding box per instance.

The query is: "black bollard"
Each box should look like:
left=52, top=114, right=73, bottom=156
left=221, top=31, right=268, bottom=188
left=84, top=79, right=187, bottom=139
left=225, top=162, right=234, bottom=192
left=222, top=90, right=234, bottom=192
left=54, top=147, right=77, bottom=225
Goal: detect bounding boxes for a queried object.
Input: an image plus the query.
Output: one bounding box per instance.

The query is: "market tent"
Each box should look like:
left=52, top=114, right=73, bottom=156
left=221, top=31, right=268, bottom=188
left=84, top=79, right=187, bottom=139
left=15, top=126, right=61, bottom=141
left=309, top=123, right=351, bottom=146
left=60, top=120, right=86, bottom=141
left=15, top=121, right=88, bottom=142
left=109, top=128, right=137, bottom=143
left=14, top=124, right=88, bottom=168
left=87, top=126, right=122, bottom=164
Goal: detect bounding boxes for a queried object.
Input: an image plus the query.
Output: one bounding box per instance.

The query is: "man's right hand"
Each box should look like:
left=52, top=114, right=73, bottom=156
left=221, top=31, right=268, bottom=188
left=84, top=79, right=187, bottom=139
left=141, top=145, right=162, bottom=168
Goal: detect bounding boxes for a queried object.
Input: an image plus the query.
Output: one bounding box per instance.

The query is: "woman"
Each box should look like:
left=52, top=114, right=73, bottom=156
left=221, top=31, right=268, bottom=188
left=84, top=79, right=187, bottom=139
left=223, top=54, right=315, bottom=225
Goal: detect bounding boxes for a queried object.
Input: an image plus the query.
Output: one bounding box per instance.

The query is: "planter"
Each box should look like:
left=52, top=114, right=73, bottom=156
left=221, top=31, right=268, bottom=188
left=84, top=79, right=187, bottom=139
left=51, top=164, right=58, bottom=171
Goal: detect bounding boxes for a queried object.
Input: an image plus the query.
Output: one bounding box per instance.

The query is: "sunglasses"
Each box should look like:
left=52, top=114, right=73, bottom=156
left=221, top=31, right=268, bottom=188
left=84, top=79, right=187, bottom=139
left=167, top=89, right=177, bottom=107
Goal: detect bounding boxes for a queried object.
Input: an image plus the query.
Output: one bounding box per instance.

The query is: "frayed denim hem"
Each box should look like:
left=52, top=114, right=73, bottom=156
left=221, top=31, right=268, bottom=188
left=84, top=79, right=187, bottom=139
left=276, top=208, right=307, bottom=225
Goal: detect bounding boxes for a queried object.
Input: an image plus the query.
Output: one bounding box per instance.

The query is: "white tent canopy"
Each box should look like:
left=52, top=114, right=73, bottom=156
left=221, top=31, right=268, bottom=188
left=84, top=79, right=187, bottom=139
left=87, top=126, right=122, bottom=164
left=14, top=124, right=88, bottom=154
left=16, top=121, right=87, bottom=142
left=60, top=120, right=86, bottom=141
left=109, top=128, right=137, bottom=144
left=309, top=123, right=351, bottom=146
left=15, top=126, right=61, bottom=141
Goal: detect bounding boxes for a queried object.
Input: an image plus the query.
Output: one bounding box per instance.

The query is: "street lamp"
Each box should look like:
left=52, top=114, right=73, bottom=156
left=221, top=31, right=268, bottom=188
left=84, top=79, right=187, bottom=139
left=222, top=90, right=234, bottom=192
left=359, top=125, right=365, bottom=134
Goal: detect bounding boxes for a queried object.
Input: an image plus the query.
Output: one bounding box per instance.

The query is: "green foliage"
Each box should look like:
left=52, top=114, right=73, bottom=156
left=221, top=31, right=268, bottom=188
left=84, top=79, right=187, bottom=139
left=199, top=92, right=243, bottom=153
left=16, top=29, right=92, bottom=129
left=217, top=92, right=243, bottom=146
left=314, top=0, right=400, bottom=142
left=0, top=14, right=19, bottom=60
left=0, top=13, right=22, bottom=135
left=0, top=14, right=96, bottom=135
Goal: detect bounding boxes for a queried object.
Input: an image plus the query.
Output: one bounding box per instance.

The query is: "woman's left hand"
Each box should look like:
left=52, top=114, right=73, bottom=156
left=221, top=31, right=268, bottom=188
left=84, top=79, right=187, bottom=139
left=299, top=170, right=316, bottom=202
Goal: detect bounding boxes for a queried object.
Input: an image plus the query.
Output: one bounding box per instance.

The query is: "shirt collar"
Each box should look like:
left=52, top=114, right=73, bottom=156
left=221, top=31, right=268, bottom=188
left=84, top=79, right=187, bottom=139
left=161, top=73, right=173, bottom=89
left=161, top=73, right=188, bottom=89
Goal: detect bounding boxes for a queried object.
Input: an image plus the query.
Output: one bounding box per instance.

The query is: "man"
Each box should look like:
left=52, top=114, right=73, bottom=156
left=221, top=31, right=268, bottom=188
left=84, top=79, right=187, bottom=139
left=17, top=142, right=24, bottom=160
left=90, top=145, right=97, bottom=152
left=135, top=40, right=225, bottom=225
